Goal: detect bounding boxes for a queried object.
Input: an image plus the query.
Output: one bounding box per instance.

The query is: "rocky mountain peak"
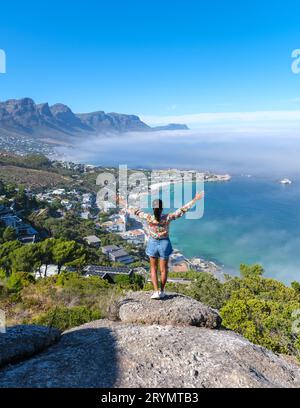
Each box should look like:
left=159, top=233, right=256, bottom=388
left=49, top=103, right=84, bottom=128
left=36, top=102, right=52, bottom=117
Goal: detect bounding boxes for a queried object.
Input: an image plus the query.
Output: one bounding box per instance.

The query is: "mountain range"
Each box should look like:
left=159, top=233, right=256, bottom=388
left=0, top=98, right=188, bottom=143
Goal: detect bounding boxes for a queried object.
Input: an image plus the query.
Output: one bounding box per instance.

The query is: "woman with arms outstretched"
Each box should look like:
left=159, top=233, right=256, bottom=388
left=119, top=191, right=204, bottom=299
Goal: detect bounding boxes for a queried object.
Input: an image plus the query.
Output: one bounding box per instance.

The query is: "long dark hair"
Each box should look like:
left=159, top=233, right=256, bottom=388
left=152, top=199, right=163, bottom=222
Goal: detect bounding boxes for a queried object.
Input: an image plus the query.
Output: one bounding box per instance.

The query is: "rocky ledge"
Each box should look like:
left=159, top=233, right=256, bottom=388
left=0, top=292, right=300, bottom=388
left=0, top=325, right=60, bottom=368
left=109, top=291, right=222, bottom=328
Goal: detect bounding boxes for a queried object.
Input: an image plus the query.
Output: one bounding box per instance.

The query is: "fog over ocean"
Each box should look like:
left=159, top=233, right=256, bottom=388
left=60, top=128, right=300, bottom=177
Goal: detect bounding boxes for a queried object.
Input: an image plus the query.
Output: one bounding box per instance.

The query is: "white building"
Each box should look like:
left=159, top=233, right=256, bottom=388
left=35, top=264, right=66, bottom=278
left=80, top=211, right=91, bottom=220
left=52, top=188, right=66, bottom=195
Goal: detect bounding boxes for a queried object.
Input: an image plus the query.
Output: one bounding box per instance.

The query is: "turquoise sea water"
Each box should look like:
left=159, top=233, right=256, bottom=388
left=166, top=176, right=300, bottom=284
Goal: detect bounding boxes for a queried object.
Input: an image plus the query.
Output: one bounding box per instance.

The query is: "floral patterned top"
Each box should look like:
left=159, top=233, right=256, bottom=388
left=125, top=197, right=199, bottom=240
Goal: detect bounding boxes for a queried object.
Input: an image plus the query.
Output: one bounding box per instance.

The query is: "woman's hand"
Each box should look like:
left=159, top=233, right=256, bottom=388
left=113, top=194, right=127, bottom=206
left=194, top=191, right=205, bottom=200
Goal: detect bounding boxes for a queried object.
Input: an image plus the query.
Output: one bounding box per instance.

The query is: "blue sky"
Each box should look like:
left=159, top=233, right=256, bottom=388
left=1, top=0, right=300, bottom=127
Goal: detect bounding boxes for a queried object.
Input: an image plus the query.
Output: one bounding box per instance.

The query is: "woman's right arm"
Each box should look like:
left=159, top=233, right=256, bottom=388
left=117, top=194, right=150, bottom=221
left=126, top=207, right=151, bottom=221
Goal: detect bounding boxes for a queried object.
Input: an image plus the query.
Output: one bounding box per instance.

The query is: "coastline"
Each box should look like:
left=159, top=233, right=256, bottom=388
left=128, top=171, right=231, bottom=199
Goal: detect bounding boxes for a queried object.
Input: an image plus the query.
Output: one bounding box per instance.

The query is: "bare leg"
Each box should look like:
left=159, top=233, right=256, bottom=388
left=159, top=258, right=169, bottom=291
left=149, top=257, right=159, bottom=291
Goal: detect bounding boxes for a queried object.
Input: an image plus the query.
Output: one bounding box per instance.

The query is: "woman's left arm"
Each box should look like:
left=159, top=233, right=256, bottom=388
left=167, top=191, right=204, bottom=221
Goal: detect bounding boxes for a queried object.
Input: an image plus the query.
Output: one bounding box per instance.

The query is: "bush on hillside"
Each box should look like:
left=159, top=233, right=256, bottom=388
left=5, top=272, right=35, bottom=293
left=187, top=264, right=300, bottom=357
left=33, top=306, right=102, bottom=331
left=189, top=272, right=224, bottom=309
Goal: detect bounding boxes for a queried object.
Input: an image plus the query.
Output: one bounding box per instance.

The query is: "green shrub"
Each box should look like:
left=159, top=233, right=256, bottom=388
left=240, top=263, right=264, bottom=279
left=186, top=265, right=300, bottom=357
left=220, top=293, right=300, bottom=355
left=132, top=273, right=145, bottom=288
left=168, top=271, right=199, bottom=280
left=55, top=272, right=110, bottom=290
left=33, top=306, right=102, bottom=331
left=188, top=272, right=224, bottom=309
left=111, top=273, right=145, bottom=290
left=6, top=272, right=35, bottom=293
left=0, top=268, right=6, bottom=280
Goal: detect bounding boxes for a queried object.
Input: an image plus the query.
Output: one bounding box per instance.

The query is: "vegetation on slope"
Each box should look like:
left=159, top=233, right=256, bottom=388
left=179, top=264, right=300, bottom=358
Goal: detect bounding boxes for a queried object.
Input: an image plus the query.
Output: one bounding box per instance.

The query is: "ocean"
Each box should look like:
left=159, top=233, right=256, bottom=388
left=168, top=176, right=300, bottom=284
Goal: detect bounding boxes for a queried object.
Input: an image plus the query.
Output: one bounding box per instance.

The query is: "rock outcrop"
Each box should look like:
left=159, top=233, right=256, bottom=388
left=0, top=293, right=300, bottom=388
left=0, top=325, right=60, bottom=368
left=152, top=123, right=189, bottom=131
left=110, top=291, right=221, bottom=328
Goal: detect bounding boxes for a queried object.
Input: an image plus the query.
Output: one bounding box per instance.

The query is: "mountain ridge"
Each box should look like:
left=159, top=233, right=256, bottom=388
left=0, top=98, right=189, bottom=143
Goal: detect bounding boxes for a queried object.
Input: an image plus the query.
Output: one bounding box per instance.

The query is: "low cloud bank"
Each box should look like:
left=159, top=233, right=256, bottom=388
left=58, top=128, right=300, bottom=177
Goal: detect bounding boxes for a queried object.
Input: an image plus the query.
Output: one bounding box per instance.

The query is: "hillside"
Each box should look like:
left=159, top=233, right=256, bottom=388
left=0, top=165, right=72, bottom=189
left=0, top=292, right=300, bottom=388
left=0, top=151, right=74, bottom=188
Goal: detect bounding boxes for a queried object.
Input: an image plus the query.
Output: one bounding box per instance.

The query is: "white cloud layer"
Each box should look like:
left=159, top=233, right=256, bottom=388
left=58, top=127, right=300, bottom=177
left=141, top=110, right=300, bottom=129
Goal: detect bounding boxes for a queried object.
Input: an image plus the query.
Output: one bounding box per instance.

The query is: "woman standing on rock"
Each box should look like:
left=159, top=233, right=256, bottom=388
left=118, top=191, right=204, bottom=300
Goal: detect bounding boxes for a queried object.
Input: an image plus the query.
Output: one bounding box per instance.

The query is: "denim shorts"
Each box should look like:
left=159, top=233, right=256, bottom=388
left=145, top=237, right=173, bottom=259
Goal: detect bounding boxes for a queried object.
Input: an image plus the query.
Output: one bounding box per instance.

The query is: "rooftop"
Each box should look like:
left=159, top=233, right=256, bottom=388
left=110, top=249, right=130, bottom=258
left=102, top=244, right=120, bottom=252
left=83, top=265, right=133, bottom=276
left=84, top=235, right=101, bottom=243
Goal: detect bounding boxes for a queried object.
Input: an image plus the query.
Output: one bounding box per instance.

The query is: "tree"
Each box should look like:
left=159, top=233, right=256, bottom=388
left=131, top=273, right=145, bottom=289
left=0, top=240, right=22, bottom=275
left=113, top=274, right=132, bottom=288
left=189, top=272, right=224, bottom=309
left=186, top=264, right=300, bottom=357
left=24, top=153, right=51, bottom=169
left=291, top=281, right=300, bottom=294
left=0, top=180, right=5, bottom=195
left=240, top=263, right=264, bottom=279
left=4, top=184, right=17, bottom=197
left=6, top=272, right=35, bottom=293
left=10, top=244, right=41, bottom=273
left=220, top=291, right=300, bottom=355
left=43, top=214, right=95, bottom=242
left=2, top=226, right=17, bottom=242
left=37, top=239, right=56, bottom=277
left=219, top=266, right=300, bottom=356
left=52, top=239, right=87, bottom=273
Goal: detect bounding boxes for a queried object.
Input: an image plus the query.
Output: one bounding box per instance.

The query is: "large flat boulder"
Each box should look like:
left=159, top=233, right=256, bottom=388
left=110, top=291, right=222, bottom=328
left=0, top=325, right=61, bottom=368
left=0, top=320, right=300, bottom=388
